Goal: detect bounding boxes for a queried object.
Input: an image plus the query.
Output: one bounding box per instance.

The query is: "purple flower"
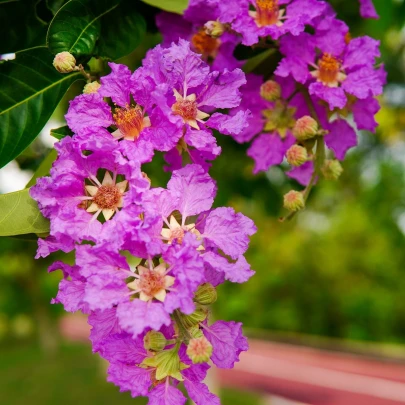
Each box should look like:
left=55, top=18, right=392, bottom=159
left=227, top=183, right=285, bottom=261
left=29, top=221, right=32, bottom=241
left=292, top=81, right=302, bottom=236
left=65, top=63, right=181, bottom=163
left=143, top=164, right=256, bottom=283
left=137, top=40, right=249, bottom=169
left=73, top=236, right=205, bottom=337
left=88, top=308, right=122, bottom=352
left=276, top=31, right=384, bottom=110
left=156, top=6, right=241, bottom=72
left=48, top=261, right=89, bottom=314
left=202, top=320, right=248, bottom=368
left=30, top=136, right=149, bottom=257
left=230, top=74, right=298, bottom=173
left=214, top=0, right=327, bottom=46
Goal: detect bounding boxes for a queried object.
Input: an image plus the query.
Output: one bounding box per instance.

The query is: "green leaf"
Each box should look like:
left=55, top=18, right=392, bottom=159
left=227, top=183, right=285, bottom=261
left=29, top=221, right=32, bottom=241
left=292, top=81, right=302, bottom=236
left=0, top=46, right=81, bottom=169
left=50, top=125, right=73, bottom=140
left=47, top=0, right=121, bottom=57
left=97, top=0, right=146, bottom=60
left=0, top=0, right=47, bottom=54
left=46, top=0, right=68, bottom=15
left=0, top=188, right=50, bottom=237
left=140, top=0, right=187, bottom=14
left=25, top=149, right=57, bottom=188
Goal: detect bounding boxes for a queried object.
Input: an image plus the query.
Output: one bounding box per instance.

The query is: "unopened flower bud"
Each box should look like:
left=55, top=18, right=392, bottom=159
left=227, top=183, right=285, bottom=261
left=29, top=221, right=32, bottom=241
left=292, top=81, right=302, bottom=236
left=204, top=20, right=225, bottom=38
left=83, top=81, right=101, bottom=94
left=283, top=190, right=305, bottom=212
left=286, top=145, right=308, bottom=167
left=144, top=331, right=167, bottom=352
left=53, top=52, right=77, bottom=73
left=260, top=80, right=281, bottom=102
left=180, top=308, right=207, bottom=328
left=194, top=283, right=217, bottom=305
left=186, top=337, right=213, bottom=364
left=322, top=159, right=343, bottom=180
left=293, top=116, right=319, bottom=141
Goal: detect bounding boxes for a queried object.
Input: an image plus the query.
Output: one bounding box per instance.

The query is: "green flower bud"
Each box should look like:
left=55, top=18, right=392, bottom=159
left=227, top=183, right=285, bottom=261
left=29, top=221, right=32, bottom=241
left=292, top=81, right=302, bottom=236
left=283, top=190, right=305, bottom=212
left=186, top=337, right=213, bottom=364
left=143, top=331, right=167, bottom=352
left=204, top=20, right=225, bottom=38
left=83, top=81, right=101, bottom=94
left=194, top=283, right=217, bottom=305
left=179, top=308, right=207, bottom=328
left=322, top=159, right=343, bottom=180
left=53, top=52, right=77, bottom=73
left=286, top=145, right=308, bottom=167
left=260, top=80, right=281, bottom=102
left=293, top=116, right=319, bottom=141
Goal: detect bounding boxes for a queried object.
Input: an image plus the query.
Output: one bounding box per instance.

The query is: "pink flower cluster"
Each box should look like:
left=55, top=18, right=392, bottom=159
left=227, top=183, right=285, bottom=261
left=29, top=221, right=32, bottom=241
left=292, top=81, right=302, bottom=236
left=159, top=0, right=385, bottom=195
left=31, top=40, right=255, bottom=404
left=30, top=0, right=384, bottom=402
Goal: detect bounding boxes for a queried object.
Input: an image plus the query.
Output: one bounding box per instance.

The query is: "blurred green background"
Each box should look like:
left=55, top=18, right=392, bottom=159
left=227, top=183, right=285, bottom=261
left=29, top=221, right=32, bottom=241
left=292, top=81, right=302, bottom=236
left=1, top=0, right=405, bottom=404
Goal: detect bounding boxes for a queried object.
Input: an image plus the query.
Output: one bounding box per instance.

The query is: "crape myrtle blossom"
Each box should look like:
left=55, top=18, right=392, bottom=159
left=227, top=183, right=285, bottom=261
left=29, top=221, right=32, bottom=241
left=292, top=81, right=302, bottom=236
left=142, top=164, right=257, bottom=283
left=135, top=39, right=250, bottom=170
left=275, top=30, right=384, bottom=110
left=30, top=136, right=150, bottom=257
left=65, top=62, right=181, bottom=164
left=156, top=0, right=242, bottom=71
left=229, top=74, right=297, bottom=173
left=208, top=0, right=327, bottom=46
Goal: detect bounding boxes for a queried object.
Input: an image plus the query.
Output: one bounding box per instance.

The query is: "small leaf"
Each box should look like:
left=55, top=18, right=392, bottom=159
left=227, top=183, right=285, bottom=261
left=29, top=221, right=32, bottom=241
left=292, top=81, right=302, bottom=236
left=140, top=0, right=187, bottom=14
left=0, top=188, right=50, bottom=236
left=0, top=0, right=47, bottom=54
left=25, top=149, right=57, bottom=188
left=0, top=46, right=81, bottom=169
left=97, top=0, right=146, bottom=60
left=50, top=125, right=73, bottom=140
left=47, top=0, right=121, bottom=57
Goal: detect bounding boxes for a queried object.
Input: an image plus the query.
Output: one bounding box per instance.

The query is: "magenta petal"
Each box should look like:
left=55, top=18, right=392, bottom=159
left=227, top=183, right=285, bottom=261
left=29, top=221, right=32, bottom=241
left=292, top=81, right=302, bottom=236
left=202, top=320, right=248, bottom=369
left=184, top=380, right=220, bottom=405
left=359, top=0, right=378, bottom=19
left=309, top=82, right=347, bottom=110
left=206, top=110, right=251, bottom=136
left=101, top=333, right=147, bottom=364
left=202, top=207, right=256, bottom=259
left=342, top=67, right=383, bottom=99
left=203, top=251, right=255, bottom=283
left=107, top=363, right=151, bottom=398
left=99, top=62, right=132, bottom=107
left=88, top=308, right=122, bottom=352
left=117, top=300, right=171, bottom=338
left=352, top=97, right=380, bottom=132
left=247, top=133, right=294, bottom=174
left=148, top=384, right=187, bottom=405
left=287, top=161, right=315, bottom=186
left=325, top=119, right=357, bottom=160
left=168, top=164, right=217, bottom=218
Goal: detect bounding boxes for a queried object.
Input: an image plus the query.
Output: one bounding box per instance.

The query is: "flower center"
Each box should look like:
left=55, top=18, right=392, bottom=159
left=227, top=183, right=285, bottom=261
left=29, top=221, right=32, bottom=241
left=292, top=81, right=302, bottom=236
left=138, top=271, right=166, bottom=299
left=113, top=106, right=147, bottom=140
left=127, top=264, right=175, bottom=302
left=255, top=0, right=280, bottom=26
left=317, top=53, right=341, bottom=85
left=191, top=30, right=220, bottom=58
left=262, top=101, right=296, bottom=138
left=93, top=185, right=121, bottom=210
left=172, top=100, right=198, bottom=121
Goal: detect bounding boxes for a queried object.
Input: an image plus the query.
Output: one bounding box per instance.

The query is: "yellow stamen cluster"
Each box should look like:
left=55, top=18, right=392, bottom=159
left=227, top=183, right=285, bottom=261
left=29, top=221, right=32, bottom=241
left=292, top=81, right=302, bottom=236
left=312, top=53, right=346, bottom=87
left=113, top=106, right=151, bottom=141
left=254, top=0, right=281, bottom=26
left=191, top=30, right=220, bottom=58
